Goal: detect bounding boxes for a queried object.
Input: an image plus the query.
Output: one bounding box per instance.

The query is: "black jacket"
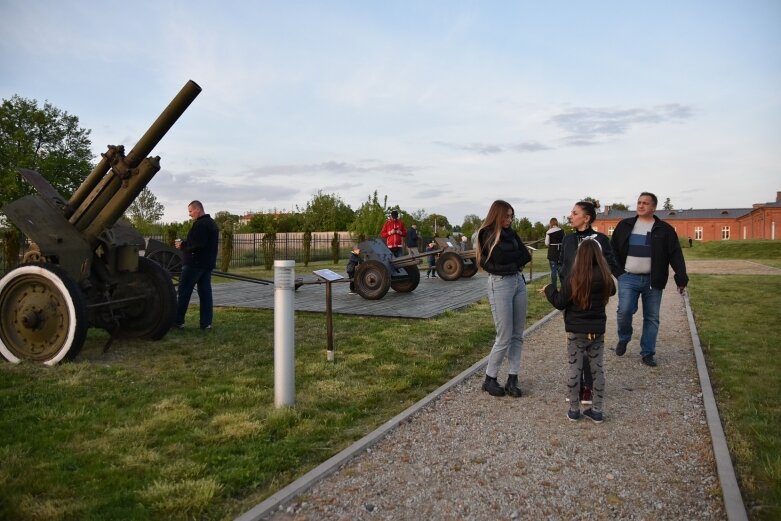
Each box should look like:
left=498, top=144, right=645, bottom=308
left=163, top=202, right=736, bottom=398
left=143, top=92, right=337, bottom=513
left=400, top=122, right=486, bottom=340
left=558, top=227, right=620, bottom=282
left=546, top=228, right=564, bottom=261
left=478, top=227, right=531, bottom=276
left=182, top=214, right=219, bottom=270
left=544, top=266, right=615, bottom=334
left=610, top=216, right=688, bottom=290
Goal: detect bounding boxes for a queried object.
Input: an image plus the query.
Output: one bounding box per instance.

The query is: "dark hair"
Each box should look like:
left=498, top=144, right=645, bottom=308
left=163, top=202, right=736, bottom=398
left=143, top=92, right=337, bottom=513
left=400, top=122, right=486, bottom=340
left=639, top=192, right=658, bottom=207
left=188, top=200, right=204, bottom=211
left=390, top=210, right=399, bottom=219
left=569, top=239, right=615, bottom=309
left=574, top=201, right=597, bottom=225
left=476, top=200, right=515, bottom=267
left=549, top=217, right=559, bottom=226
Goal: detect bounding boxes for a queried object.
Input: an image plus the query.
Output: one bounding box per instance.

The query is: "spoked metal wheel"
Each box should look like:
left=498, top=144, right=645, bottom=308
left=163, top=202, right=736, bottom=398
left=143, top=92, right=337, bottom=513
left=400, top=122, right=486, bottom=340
left=436, top=252, right=464, bottom=281
left=145, top=248, right=183, bottom=281
left=111, top=257, right=177, bottom=340
left=461, top=260, right=479, bottom=278
left=391, top=265, right=421, bottom=293
left=0, top=263, right=88, bottom=365
left=355, top=260, right=391, bottom=300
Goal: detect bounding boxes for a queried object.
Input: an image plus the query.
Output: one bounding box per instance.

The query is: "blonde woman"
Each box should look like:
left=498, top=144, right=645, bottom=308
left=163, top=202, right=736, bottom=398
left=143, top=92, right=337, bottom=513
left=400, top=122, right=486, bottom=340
left=476, top=200, right=531, bottom=397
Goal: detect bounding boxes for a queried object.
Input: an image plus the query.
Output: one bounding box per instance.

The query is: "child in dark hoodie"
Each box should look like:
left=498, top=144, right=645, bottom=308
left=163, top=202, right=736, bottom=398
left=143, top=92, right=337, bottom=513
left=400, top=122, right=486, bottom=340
left=542, top=237, right=616, bottom=423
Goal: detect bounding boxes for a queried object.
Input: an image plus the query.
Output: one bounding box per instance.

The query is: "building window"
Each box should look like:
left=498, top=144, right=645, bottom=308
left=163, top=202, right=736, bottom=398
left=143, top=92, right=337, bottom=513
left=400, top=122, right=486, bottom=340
left=608, top=227, right=614, bottom=237
left=695, top=227, right=703, bottom=240
left=721, top=226, right=730, bottom=240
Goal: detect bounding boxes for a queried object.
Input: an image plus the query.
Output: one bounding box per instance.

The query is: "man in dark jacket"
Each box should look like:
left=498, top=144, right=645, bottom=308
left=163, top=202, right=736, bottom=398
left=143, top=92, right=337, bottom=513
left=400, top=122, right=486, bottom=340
left=174, top=200, right=219, bottom=330
left=610, top=192, right=688, bottom=367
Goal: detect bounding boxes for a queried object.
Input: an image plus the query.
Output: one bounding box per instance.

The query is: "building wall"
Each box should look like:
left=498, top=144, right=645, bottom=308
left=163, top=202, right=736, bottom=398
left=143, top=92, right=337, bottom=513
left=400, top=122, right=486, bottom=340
left=597, top=206, right=780, bottom=242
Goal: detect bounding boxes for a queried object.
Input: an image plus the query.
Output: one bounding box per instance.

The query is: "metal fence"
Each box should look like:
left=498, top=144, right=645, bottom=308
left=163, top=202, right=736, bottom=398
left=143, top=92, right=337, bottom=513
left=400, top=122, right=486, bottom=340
left=0, top=231, right=360, bottom=275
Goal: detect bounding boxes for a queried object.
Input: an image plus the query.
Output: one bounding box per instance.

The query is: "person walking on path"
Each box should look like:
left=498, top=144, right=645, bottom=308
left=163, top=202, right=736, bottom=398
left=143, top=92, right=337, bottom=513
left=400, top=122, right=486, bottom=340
left=558, top=201, right=621, bottom=404
left=407, top=224, right=420, bottom=255
left=545, top=217, right=564, bottom=291
left=174, top=200, right=219, bottom=330
left=380, top=210, right=407, bottom=257
left=543, top=238, right=616, bottom=423
left=476, top=200, right=532, bottom=397
left=611, top=192, right=688, bottom=367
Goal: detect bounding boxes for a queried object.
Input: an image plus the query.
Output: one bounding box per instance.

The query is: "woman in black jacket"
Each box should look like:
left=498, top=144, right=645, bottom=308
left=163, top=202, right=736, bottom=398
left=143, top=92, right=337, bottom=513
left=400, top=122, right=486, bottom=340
left=544, top=238, right=616, bottom=423
left=476, top=200, right=532, bottom=397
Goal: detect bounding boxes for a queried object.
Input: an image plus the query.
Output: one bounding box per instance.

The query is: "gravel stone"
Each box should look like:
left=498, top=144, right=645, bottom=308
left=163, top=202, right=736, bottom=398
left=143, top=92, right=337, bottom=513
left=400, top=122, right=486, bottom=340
left=265, top=283, right=727, bottom=521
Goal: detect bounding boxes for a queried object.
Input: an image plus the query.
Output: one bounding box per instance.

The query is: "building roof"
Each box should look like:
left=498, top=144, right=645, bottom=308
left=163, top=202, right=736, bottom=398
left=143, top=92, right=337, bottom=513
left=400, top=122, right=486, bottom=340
left=602, top=208, right=755, bottom=220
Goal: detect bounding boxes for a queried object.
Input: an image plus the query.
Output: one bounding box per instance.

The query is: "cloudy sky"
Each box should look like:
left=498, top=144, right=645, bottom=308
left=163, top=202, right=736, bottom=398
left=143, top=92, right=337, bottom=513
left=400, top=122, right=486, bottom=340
left=1, top=1, right=779, bottom=226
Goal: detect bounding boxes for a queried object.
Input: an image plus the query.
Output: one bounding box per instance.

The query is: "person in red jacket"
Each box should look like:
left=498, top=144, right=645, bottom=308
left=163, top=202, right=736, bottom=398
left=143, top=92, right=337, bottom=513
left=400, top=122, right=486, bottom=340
left=380, top=210, right=407, bottom=257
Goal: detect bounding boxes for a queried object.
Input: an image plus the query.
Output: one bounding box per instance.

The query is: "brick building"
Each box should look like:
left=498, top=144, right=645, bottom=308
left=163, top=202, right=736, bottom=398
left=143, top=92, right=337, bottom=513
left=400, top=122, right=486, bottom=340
left=594, top=191, right=781, bottom=242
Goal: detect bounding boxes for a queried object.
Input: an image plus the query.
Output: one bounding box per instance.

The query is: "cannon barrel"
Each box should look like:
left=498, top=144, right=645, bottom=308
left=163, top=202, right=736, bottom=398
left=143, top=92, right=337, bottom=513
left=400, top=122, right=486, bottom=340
left=68, top=80, right=202, bottom=243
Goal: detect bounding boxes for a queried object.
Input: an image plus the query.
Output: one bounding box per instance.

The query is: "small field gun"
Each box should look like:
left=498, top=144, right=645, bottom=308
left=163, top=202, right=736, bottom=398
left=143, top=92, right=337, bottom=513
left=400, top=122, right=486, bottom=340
left=0, top=80, right=201, bottom=364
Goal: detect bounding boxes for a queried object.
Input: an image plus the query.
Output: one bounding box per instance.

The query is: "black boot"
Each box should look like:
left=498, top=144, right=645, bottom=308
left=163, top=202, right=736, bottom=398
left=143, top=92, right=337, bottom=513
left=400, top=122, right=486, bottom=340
left=482, top=375, right=506, bottom=397
left=505, top=374, right=523, bottom=397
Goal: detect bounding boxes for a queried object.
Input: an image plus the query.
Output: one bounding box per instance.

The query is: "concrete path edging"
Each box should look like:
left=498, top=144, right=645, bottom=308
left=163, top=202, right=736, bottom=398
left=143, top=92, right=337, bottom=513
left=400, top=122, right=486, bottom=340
left=683, top=293, right=748, bottom=521
left=234, top=309, right=561, bottom=521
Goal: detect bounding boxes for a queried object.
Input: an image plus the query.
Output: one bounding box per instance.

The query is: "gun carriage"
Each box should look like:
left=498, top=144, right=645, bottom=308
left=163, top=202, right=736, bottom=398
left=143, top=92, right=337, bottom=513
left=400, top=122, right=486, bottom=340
left=432, top=237, right=479, bottom=280
left=0, top=80, right=201, bottom=365
left=352, top=238, right=424, bottom=300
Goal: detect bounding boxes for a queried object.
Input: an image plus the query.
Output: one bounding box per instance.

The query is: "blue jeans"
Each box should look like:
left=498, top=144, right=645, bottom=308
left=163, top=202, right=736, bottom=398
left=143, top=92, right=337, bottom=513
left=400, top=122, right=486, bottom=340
left=616, top=273, right=663, bottom=357
left=548, top=260, right=560, bottom=291
left=486, top=273, right=527, bottom=378
left=175, top=265, right=213, bottom=328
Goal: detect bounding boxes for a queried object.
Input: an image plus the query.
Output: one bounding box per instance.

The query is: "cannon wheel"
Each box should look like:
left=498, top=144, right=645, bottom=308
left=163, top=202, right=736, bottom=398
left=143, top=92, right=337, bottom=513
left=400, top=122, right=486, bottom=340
left=355, top=260, right=391, bottom=300
left=461, top=260, right=479, bottom=278
left=112, top=257, right=177, bottom=340
left=0, top=263, right=88, bottom=365
left=146, top=248, right=183, bottom=279
left=391, top=265, right=421, bottom=293
left=436, top=252, right=464, bottom=281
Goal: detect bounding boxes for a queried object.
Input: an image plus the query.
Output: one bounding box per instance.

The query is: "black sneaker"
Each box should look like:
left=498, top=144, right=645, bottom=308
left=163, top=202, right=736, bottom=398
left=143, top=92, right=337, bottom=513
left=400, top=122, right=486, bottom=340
left=582, top=408, right=604, bottom=424
left=641, top=355, right=658, bottom=367
left=567, top=409, right=581, bottom=422
left=615, top=341, right=627, bottom=356
left=482, top=376, right=506, bottom=397
left=504, top=374, right=523, bottom=397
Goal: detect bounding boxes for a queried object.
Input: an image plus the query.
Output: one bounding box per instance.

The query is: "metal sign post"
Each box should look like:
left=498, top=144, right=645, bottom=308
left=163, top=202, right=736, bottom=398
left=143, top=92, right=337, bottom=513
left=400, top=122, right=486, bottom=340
left=313, top=269, right=343, bottom=362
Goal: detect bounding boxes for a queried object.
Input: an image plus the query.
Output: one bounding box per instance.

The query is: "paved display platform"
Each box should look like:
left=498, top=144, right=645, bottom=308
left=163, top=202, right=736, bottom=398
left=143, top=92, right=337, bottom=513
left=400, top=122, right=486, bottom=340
left=201, top=271, right=547, bottom=319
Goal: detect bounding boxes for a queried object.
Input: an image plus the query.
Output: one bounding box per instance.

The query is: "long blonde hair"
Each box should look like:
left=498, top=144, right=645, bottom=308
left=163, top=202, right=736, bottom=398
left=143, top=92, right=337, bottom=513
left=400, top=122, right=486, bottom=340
left=476, top=200, right=515, bottom=266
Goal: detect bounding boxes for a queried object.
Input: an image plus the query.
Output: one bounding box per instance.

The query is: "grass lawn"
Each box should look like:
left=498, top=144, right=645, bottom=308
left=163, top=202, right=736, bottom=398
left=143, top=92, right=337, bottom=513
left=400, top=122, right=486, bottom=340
left=684, top=240, right=781, bottom=520
left=0, top=265, right=552, bottom=521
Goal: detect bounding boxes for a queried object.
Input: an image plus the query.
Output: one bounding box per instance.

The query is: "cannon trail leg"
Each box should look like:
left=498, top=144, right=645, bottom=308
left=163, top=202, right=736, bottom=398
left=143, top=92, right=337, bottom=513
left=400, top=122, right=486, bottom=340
left=0, top=263, right=88, bottom=365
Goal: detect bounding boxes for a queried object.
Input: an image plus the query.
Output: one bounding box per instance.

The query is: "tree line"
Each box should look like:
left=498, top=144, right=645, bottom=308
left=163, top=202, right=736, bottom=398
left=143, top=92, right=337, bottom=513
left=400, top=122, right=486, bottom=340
left=1, top=94, right=640, bottom=246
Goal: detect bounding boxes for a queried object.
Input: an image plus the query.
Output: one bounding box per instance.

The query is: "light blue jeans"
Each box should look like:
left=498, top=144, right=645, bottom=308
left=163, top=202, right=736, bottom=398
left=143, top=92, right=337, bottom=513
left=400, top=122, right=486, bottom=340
left=486, top=273, right=527, bottom=378
left=616, top=273, right=663, bottom=358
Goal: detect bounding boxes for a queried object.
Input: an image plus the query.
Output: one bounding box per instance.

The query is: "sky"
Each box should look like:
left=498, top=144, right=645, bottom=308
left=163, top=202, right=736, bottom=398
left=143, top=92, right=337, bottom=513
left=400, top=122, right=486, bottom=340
left=1, top=0, right=779, bottom=227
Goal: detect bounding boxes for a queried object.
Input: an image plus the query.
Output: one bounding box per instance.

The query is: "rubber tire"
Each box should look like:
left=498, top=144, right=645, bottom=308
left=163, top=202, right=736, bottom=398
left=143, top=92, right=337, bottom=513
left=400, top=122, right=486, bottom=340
left=461, top=260, right=478, bottom=278
left=112, top=257, right=177, bottom=340
left=436, top=252, right=464, bottom=281
left=391, top=265, right=421, bottom=293
left=354, top=260, right=391, bottom=300
left=0, top=263, right=88, bottom=365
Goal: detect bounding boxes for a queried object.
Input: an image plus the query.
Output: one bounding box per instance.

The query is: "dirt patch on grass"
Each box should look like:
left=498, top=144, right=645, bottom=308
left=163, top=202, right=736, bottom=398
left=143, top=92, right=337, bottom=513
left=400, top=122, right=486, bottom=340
left=686, top=260, right=781, bottom=275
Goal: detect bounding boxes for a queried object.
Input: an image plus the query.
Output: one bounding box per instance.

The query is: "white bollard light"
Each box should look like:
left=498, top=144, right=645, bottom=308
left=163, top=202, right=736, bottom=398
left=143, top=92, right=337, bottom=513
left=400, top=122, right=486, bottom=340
left=274, top=260, right=295, bottom=408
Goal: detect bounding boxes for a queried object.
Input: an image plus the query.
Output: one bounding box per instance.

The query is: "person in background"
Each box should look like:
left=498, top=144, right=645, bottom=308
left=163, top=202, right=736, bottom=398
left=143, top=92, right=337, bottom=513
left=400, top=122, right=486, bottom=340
left=558, top=201, right=620, bottom=405
left=407, top=223, right=420, bottom=255
left=381, top=210, right=407, bottom=257
left=425, top=240, right=438, bottom=278
left=174, top=200, right=219, bottom=330
left=611, top=192, right=688, bottom=367
left=545, top=217, right=565, bottom=291
left=346, top=245, right=363, bottom=294
left=460, top=235, right=469, bottom=251
left=543, top=238, right=616, bottom=424
left=476, top=200, right=531, bottom=398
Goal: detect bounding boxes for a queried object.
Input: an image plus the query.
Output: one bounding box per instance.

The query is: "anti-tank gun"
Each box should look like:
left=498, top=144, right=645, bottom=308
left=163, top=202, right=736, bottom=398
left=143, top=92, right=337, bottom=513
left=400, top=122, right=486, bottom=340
left=0, top=80, right=202, bottom=365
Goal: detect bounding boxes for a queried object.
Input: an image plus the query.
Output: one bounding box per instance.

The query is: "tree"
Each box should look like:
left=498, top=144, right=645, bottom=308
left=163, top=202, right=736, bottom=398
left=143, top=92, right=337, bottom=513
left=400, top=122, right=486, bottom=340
left=126, top=187, right=164, bottom=234
left=301, top=191, right=354, bottom=231
left=514, top=217, right=533, bottom=240
left=422, top=213, right=451, bottom=236
left=663, top=197, right=673, bottom=210
left=607, top=202, right=629, bottom=211
left=349, top=191, right=388, bottom=241
left=0, top=95, right=93, bottom=208
left=460, top=214, right=483, bottom=240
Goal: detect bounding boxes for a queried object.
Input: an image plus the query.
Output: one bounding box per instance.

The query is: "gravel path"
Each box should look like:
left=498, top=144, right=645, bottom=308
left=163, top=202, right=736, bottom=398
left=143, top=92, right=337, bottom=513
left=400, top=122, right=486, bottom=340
left=262, top=282, right=726, bottom=520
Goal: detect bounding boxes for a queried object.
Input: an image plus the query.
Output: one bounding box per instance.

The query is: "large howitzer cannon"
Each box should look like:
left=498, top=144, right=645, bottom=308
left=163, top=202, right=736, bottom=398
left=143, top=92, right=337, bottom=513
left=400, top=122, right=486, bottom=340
left=0, top=80, right=202, bottom=365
